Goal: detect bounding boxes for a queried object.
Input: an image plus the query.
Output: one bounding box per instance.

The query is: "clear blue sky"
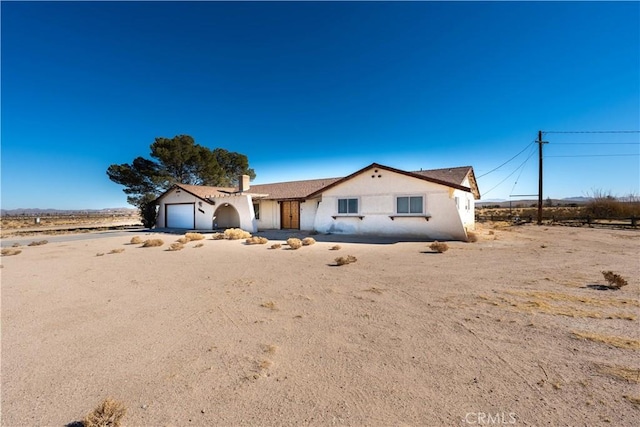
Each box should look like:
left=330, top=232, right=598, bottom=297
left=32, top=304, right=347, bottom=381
left=2, top=1, right=638, bottom=209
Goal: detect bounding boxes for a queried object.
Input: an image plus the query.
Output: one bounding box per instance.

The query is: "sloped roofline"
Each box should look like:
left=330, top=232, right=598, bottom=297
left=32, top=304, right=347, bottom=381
left=306, top=163, right=477, bottom=199
left=155, top=183, right=233, bottom=204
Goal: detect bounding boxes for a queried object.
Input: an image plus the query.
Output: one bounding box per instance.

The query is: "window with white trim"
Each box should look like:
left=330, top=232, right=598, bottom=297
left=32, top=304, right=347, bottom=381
left=338, top=198, right=359, bottom=214
left=396, top=196, right=424, bottom=214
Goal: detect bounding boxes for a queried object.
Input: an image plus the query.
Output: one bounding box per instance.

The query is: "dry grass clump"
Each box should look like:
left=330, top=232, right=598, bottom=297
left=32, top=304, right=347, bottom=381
left=330, top=245, right=342, bottom=251
left=287, top=238, right=302, bottom=249
left=11, top=242, right=21, bottom=247
left=194, top=243, right=204, bottom=248
left=142, top=239, right=164, bottom=247
left=246, top=236, right=269, bottom=245
left=263, top=344, right=278, bottom=354
left=260, top=301, right=277, bottom=310
left=623, top=395, right=640, bottom=405
left=270, top=243, right=282, bottom=249
left=224, top=228, right=252, bottom=240
left=130, top=236, right=143, bottom=244
left=1, top=248, right=22, bottom=256
left=571, top=331, right=640, bottom=350
left=185, top=232, right=205, bottom=241
left=302, top=237, right=316, bottom=246
left=96, top=253, right=105, bottom=257
left=168, top=242, right=185, bottom=251
left=429, top=241, right=449, bottom=253
left=176, top=236, right=190, bottom=244
left=595, top=364, right=640, bottom=383
left=335, top=255, right=357, bottom=266
left=211, top=232, right=225, bottom=240
left=602, top=271, right=628, bottom=289
left=108, top=248, right=125, bottom=254
left=83, top=398, right=126, bottom=427
left=28, top=240, right=48, bottom=246
left=466, top=232, right=478, bottom=243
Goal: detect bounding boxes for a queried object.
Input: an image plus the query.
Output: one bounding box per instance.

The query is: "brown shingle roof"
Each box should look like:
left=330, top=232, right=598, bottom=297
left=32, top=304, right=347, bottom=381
left=247, top=177, right=342, bottom=200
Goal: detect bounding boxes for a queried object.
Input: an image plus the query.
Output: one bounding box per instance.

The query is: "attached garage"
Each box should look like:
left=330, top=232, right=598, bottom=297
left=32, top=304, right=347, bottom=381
left=165, top=203, right=195, bottom=229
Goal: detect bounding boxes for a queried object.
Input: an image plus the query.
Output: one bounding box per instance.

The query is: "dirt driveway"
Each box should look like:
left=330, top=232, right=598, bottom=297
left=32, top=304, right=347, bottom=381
left=1, top=224, right=638, bottom=426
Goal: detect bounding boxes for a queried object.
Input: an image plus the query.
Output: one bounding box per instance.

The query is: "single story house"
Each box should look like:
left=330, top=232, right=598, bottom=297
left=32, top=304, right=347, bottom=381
left=155, top=162, right=480, bottom=240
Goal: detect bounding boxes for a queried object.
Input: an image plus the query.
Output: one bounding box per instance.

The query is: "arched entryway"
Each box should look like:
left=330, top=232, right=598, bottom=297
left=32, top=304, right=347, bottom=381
left=213, top=204, right=240, bottom=229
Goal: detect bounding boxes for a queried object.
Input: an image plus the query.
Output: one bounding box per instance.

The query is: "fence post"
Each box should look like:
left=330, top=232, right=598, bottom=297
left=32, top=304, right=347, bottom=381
left=632, top=216, right=637, bottom=227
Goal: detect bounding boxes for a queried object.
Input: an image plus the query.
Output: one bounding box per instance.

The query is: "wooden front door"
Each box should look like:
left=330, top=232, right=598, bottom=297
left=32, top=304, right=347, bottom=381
left=280, top=201, right=300, bottom=229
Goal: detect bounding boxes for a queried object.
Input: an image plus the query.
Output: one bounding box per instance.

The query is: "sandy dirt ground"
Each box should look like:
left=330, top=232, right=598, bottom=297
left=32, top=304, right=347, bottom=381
left=1, top=224, right=638, bottom=426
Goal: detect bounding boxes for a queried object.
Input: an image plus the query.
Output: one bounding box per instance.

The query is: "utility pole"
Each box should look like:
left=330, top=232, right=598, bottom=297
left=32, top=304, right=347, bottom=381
left=537, top=130, right=548, bottom=225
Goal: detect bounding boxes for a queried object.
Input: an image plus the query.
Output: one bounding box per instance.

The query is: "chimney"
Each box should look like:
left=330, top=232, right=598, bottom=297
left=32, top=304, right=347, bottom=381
left=239, top=174, right=250, bottom=192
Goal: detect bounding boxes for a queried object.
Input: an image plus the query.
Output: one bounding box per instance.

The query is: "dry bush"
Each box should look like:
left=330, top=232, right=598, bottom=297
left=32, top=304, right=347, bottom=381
left=142, top=239, right=164, bottom=247
left=168, top=242, right=184, bottom=251
left=302, top=237, right=316, bottom=246
left=270, top=243, right=282, bottom=249
left=335, top=255, right=357, bottom=266
left=11, top=242, right=21, bottom=247
left=330, top=245, right=342, bottom=251
left=96, top=253, right=105, bottom=257
left=287, top=238, right=302, bottom=249
left=185, top=232, right=205, bottom=241
left=224, top=228, right=251, bottom=240
left=264, top=344, right=278, bottom=354
left=28, top=240, right=48, bottom=246
left=211, top=232, right=225, bottom=240
left=130, top=236, right=142, bottom=244
left=108, top=248, right=125, bottom=254
left=83, top=398, right=126, bottom=427
left=194, top=243, right=204, bottom=248
left=1, top=248, right=22, bottom=256
left=176, top=236, right=190, bottom=244
left=583, top=190, right=640, bottom=219
left=602, top=271, right=628, bottom=289
left=466, top=232, right=478, bottom=243
left=429, top=241, right=449, bottom=253
left=246, top=236, right=269, bottom=245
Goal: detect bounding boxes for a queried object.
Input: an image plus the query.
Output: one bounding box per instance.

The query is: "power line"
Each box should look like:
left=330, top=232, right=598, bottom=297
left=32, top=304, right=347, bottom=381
left=551, top=142, right=639, bottom=145
left=483, top=146, right=537, bottom=196
left=476, top=141, right=535, bottom=179
left=510, top=144, right=537, bottom=196
left=546, top=154, right=640, bottom=158
left=543, top=130, right=640, bottom=134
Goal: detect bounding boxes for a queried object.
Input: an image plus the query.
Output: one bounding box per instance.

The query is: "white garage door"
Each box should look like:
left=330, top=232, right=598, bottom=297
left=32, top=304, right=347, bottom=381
left=166, top=204, right=195, bottom=229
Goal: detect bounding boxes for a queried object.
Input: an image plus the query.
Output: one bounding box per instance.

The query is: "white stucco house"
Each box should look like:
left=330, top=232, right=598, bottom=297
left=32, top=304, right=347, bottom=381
left=154, top=163, right=480, bottom=240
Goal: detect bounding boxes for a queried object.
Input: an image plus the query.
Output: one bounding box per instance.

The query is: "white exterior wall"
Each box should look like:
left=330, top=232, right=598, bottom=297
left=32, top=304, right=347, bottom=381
left=454, top=177, right=475, bottom=231
left=254, top=199, right=280, bottom=230
left=300, top=199, right=319, bottom=230
left=313, top=167, right=469, bottom=240
left=157, top=188, right=256, bottom=232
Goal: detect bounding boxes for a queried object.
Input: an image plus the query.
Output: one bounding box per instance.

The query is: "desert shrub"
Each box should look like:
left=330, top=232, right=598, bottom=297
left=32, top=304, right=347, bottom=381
left=130, top=236, right=143, bottom=244
left=246, top=236, right=269, bottom=245
left=270, top=243, right=282, bottom=249
left=583, top=190, right=640, bottom=219
left=335, top=255, right=357, bottom=266
left=11, top=243, right=21, bottom=247
left=211, top=232, right=225, bottom=240
left=185, top=232, right=205, bottom=241
left=28, top=240, right=48, bottom=246
left=302, top=237, right=316, bottom=246
left=168, top=242, right=184, bottom=251
left=466, top=232, right=478, bottom=243
left=83, top=398, right=126, bottom=427
left=194, top=243, right=204, bottom=248
left=142, top=239, right=164, bottom=247
left=176, top=236, right=190, bottom=244
left=1, top=248, right=22, bottom=256
left=287, top=238, right=302, bottom=249
left=429, top=241, right=449, bottom=253
left=224, top=228, right=252, bottom=240
left=330, top=245, right=342, bottom=251
left=96, top=253, right=105, bottom=257
left=602, top=271, right=628, bottom=289
left=108, top=248, right=125, bottom=254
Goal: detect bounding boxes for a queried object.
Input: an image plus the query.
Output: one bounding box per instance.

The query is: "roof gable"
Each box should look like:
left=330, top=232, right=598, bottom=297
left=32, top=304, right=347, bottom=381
left=306, top=163, right=478, bottom=199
